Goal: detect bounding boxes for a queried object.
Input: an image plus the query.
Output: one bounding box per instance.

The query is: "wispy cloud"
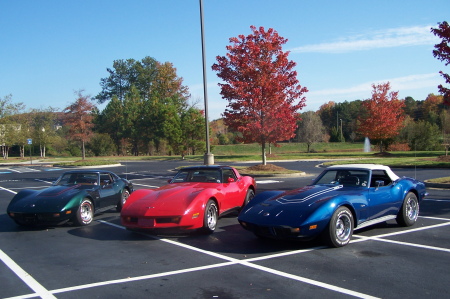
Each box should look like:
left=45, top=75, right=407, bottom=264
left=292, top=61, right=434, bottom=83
left=291, top=25, right=439, bottom=54
left=305, top=73, right=441, bottom=111
left=309, top=73, right=440, bottom=98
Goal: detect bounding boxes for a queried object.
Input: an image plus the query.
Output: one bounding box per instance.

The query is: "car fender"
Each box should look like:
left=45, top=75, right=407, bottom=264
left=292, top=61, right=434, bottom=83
left=62, top=190, right=93, bottom=211
left=243, top=190, right=285, bottom=209
left=9, top=190, right=38, bottom=205
left=302, top=197, right=357, bottom=231
left=122, top=189, right=155, bottom=209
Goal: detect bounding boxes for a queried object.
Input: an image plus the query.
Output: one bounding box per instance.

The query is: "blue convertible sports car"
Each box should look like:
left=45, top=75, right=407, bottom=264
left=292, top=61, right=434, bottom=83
left=238, top=164, right=427, bottom=247
left=7, top=170, right=133, bottom=227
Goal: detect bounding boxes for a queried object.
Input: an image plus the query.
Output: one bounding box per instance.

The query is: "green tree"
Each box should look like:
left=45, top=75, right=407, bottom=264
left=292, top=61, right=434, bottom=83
left=297, top=111, right=325, bottom=152
left=88, top=133, right=115, bottom=156
left=96, top=95, right=125, bottom=155
left=401, top=120, right=441, bottom=151
left=30, top=108, right=58, bottom=158
left=180, top=107, right=206, bottom=155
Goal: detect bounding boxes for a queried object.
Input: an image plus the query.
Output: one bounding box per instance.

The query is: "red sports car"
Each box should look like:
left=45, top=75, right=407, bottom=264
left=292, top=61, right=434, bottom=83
left=121, top=165, right=256, bottom=233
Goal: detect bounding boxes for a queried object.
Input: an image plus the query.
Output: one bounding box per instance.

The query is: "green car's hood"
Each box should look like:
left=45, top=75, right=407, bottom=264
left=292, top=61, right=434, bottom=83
left=8, top=185, right=86, bottom=213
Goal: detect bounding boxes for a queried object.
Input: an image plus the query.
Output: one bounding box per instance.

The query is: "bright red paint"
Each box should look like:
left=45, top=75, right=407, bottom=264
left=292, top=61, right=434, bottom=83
left=120, top=166, right=256, bottom=232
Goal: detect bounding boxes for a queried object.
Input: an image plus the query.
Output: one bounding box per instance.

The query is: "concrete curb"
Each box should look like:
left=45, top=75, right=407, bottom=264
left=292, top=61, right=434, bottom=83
left=425, top=181, right=450, bottom=189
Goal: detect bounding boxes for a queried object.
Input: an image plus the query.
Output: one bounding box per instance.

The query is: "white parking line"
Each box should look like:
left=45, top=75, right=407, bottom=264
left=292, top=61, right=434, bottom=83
left=131, top=183, right=159, bottom=188
left=0, top=250, right=56, bottom=299
left=90, top=220, right=379, bottom=299
left=0, top=186, right=17, bottom=194
left=3, top=208, right=449, bottom=298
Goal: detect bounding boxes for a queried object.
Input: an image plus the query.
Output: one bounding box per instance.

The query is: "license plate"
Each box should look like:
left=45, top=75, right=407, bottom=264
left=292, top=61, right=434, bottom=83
left=138, top=218, right=155, bottom=227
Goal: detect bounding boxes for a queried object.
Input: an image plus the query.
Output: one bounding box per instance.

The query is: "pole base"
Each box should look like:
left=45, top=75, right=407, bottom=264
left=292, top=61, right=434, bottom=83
left=203, top=153, right=214, bottom=165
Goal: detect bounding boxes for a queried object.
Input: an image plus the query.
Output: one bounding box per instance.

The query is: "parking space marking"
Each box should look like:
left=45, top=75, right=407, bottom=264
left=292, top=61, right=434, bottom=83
left=91, top=220, right=379, bottom=299
left=256, top=180, right=282, bottom=184
left=132, top=183, right=159, bottom=188
left=34, top=179, right=53, bottom=184
left=0, top=186, right=17, bottom=194
left=0, top=250, right=57, bottom=299
left=355, top=235, right=450, bottom=253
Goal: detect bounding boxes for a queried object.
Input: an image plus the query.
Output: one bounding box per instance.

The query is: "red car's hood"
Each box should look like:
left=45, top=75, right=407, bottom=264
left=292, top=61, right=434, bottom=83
left=124, top=182, right=210, bottom=215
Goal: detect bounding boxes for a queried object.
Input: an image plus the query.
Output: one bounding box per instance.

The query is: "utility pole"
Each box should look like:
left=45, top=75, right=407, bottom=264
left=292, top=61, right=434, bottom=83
left=199, top=0, right=214, bottom=165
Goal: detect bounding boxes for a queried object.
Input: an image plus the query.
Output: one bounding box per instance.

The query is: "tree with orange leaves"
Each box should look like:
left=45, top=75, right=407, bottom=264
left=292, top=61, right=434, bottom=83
left=358, top=82, right=405, bottom=152
left=64, top=90, right=95, bottom=160
left=212, top=26, right=307, bottom=165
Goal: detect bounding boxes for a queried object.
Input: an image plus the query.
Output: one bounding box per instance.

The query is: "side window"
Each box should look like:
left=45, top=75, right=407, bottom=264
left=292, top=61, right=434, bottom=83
left=370, top=170, right=392, bottom=187
left=222, top=169, right=237, bottom=183
left=100, top=173, right=112, bottom=186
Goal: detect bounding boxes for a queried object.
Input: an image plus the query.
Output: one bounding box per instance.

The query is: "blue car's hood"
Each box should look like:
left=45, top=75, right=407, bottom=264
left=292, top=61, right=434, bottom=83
left=8, top=185, right=85, bottom=213
left=239, top=184, right=357, bottom=226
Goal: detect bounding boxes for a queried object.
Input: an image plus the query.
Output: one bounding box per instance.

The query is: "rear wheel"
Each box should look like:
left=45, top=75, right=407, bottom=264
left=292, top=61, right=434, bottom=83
left=202, top=200, right=218, bottom=234
left=74, top=198, right=94, bottom=226
left=116, top=189, right=130, bottom=212
left=323, top=206, right=353, bottom=247
left=396, top=192, right=419, bottom=226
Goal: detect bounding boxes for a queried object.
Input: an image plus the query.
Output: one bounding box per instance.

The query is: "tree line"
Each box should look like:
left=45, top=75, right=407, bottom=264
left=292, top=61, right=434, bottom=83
left=1, top=22, right=449, bottom=161
left=0, top=57, right=206, bottom=160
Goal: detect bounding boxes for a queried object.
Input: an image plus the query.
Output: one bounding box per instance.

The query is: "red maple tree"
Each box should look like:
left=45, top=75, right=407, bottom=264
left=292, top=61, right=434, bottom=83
left=431, top=21, right=450, bottom=106
left=212, top=26, right=307, bottom=164
left=64, top=91, right=95, bottom=160
left=357, top=82, right=405, bottom=152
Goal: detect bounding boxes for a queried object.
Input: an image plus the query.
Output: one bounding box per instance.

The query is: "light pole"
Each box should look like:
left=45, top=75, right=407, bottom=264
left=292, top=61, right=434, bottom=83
left=199, top=0, right=214, bottom=165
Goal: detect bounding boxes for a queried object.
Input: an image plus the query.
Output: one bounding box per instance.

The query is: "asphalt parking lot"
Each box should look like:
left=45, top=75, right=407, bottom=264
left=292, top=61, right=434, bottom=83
left=0, top=162, right=449, bottom=299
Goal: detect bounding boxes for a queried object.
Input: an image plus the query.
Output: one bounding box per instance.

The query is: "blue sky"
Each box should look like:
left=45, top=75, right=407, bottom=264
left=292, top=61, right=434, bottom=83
left=1, top=0, right=449, bottom=120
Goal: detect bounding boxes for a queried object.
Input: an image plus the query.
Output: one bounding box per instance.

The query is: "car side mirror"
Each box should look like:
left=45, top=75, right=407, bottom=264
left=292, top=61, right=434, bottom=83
left=227, top=177, right=235, bottom=183
left=168, top=179, right=172, bottom=183
left=375, top=180, right=385, bottom=187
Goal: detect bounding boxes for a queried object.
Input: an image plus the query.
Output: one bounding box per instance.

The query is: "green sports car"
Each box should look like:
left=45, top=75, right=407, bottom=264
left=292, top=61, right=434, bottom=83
left=7, top=170, right=133, bottom=227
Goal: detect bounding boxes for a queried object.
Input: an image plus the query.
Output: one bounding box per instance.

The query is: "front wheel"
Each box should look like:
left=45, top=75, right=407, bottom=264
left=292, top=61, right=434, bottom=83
left=242, top=188, right=255, bottom=207
left=74, top=198, right=94, bottom=226
left=323, top=206, right=354, bottom=247
left=201, top=200, right=218, bottom=234
left=116, top=189, right=130, bottom=212
left=396, top=192, right=419, bottom=227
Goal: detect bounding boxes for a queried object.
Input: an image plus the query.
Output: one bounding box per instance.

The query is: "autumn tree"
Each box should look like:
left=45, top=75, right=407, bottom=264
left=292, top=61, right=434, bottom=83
left=212, top=26, right=307, bottom=165
left=64, top=91, right=95, bottom=160
left=431, top=21, right=450, bottom=106
left=358, top=82, right=405, bottom=152
left=297, top=111, right=325, bottom=153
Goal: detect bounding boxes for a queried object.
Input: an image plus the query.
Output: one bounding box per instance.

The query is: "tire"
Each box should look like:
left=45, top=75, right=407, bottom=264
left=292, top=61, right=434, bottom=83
left=396, top=192, right=419, bottom=227
left=323, top=206, right=354, bottom=248
left=74, top=198, right=94, bottom=226
left=202, top=200, right=218, bottom=234
left=242, top=188, right=255, bottom=207
left=116, top=189, right=130, bottom=212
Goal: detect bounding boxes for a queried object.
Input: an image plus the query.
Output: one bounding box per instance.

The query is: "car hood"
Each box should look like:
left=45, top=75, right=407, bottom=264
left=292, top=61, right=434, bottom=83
left=8, top=185, right=84, bottom=212
left=124, top=182, right=210, bottom=215
left=239, top=184, right=352, bottom=226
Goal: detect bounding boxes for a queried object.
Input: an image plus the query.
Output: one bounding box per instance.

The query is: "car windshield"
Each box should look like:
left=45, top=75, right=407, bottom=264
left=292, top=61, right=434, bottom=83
left=56, top=173, right=99, bottom=186
left=171, top=169, right=221, bottom=183
left=314, top=169, right=369, bottom=187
